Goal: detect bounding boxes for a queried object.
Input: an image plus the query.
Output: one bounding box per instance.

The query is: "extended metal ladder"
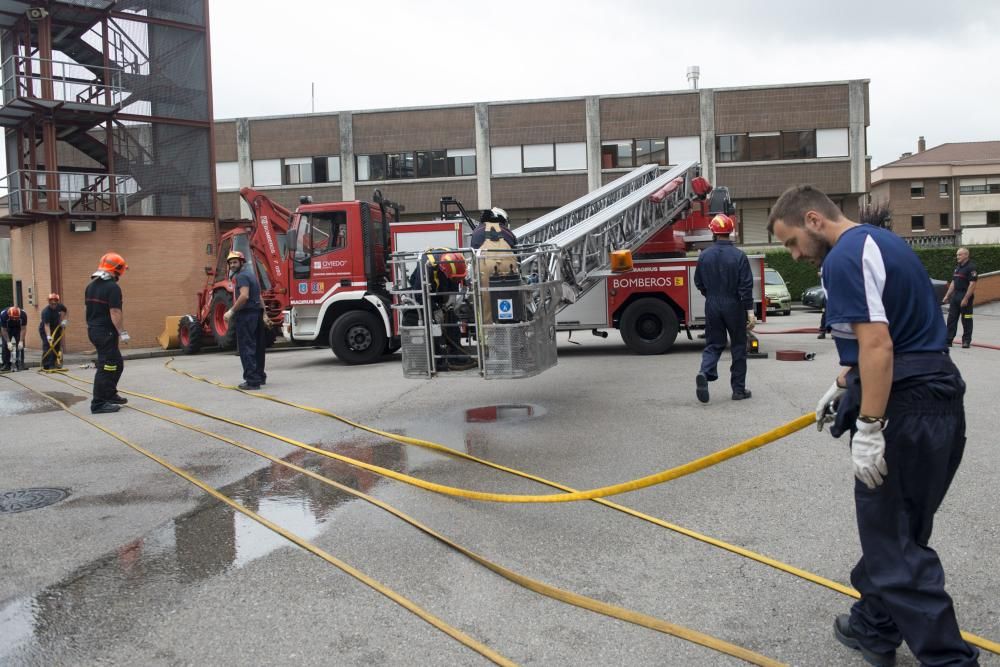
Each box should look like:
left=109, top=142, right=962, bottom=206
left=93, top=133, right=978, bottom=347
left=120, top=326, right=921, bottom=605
left=516, top=161, right=702, bottom=304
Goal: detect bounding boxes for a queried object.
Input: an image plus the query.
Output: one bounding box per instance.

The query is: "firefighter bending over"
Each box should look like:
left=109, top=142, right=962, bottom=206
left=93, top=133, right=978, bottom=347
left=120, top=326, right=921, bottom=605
left=405, top=247, right=475, bottom=371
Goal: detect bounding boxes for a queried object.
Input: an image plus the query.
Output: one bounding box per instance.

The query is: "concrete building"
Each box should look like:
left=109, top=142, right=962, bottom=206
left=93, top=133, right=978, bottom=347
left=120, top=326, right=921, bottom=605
left=871, top=139, right=1000, bottom=246
left=216, top=79, right=871, bottom=247
left=0, top=0, right=216, bottom=351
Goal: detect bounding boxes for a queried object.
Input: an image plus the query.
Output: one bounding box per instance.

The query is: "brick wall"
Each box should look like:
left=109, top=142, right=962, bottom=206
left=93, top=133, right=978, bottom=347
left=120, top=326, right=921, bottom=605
left=718, top=161, right=852, bottom=199
left=600, top=93, right=700, bottom=139
left=359, top=179, right=477, bottom=215
left=491, top=174, right=588, bottom=210
left=880, top=180, right=954, bottom=236
left=715, top=85, right=849, bottom=133
left=353, top=107, right=475, bottom=153
left=11, top=219, right=215, bottom=352
left=249, top=115, right=340, bottom=160
left=215, top=120, right=238, bottom=162
left=489, top=100, right=586, bottom=146
left=974, top=273, right=1000, bottom=304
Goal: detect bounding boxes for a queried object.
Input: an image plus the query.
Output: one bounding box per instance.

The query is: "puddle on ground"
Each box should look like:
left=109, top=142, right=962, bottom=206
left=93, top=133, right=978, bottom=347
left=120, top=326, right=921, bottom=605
left=465, top=403, right=546, bottom=423
left=0, top=437, right=410, bottom=662
left=0, top=389, right=87, bottom=416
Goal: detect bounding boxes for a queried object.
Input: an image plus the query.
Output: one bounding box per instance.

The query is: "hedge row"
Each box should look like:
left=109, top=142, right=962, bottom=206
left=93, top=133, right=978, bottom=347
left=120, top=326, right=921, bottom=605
left=0, top=274, right=11, bottom=308
left=756, top=245, right=1000, bottom=302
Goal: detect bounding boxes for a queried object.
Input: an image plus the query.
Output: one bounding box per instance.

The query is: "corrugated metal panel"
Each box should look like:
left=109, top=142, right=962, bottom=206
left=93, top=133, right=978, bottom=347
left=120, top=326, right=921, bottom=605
left=740, top=207, right=771, bottom=245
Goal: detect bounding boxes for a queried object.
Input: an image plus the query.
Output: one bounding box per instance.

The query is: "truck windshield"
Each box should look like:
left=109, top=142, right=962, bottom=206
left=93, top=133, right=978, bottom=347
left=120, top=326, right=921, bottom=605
left=293, top=211, right=348, bottom=278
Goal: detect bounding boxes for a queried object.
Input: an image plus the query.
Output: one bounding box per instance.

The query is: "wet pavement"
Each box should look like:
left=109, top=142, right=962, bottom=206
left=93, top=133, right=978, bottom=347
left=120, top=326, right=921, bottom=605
left=1, top=307, right=999, bottom=665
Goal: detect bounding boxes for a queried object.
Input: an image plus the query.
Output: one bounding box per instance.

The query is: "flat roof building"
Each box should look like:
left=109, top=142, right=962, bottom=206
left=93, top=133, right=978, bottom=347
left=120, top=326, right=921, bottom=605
left=215, top=79, right=871, bottom=247
left=871, top=139, right=1000, bottom=246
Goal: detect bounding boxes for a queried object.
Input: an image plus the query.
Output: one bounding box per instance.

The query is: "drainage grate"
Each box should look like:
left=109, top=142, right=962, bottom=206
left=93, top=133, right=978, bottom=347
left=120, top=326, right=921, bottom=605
left=0, top=488, right=70, bottom=514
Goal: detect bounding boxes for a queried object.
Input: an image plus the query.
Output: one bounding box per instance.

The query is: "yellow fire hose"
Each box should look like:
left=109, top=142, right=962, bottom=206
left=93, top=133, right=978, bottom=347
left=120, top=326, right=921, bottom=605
left=5, top=372, right=516, bottom=666
left=29, top=370, right=785, bottom=666
left=158, top=360, right=1000, bottom=656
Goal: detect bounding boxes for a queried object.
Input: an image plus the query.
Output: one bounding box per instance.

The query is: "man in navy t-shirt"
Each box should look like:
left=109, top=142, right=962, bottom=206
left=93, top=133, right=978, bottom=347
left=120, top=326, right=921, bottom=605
left=769, top=185, right=979, bottom=667
left=222, top=250, right=266, bottom=390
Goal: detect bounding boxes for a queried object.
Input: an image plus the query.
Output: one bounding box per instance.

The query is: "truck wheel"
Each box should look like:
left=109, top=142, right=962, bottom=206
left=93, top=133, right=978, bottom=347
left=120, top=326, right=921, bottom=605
left=329, top=311, right=386, bottom=365
left=620, top=299, right=679, bottom=355
left=209, top=291, right=236, bottom=349
left=178, top=315, right=203, bottom=354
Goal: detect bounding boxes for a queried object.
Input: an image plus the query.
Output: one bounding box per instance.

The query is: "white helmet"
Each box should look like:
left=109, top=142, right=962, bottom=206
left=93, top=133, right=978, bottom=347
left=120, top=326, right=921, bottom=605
left=490, top=207, right=509, bottom=224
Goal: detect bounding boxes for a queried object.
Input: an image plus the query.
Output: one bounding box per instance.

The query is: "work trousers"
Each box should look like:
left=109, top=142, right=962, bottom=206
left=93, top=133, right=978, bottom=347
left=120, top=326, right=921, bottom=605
left=946, top=293, right=973, bottom=345
left=2, top=328, right=23, bottom=368
left=234, top=310, right=266, bottom=385
left=847, top=371, right=979, bottom=665
left=88, top=327, right=123, bottom=410
left=698, top=298, right=747, bottom=393
left=39, top=326, right=63, bottom=369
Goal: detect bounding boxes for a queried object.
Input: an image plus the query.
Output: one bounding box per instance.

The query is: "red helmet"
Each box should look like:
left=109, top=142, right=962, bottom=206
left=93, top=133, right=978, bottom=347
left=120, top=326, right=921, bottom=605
left=226, top=250, right=246, bottom=262
left=8, top=306, right=21, bottom=319
left=709, top=214, right=735, bottom=235
left=48, top=293, right=60, bottom=302
left=437, top=252, right=467, bottom=282
left=97, top=252, right=128, bottom=276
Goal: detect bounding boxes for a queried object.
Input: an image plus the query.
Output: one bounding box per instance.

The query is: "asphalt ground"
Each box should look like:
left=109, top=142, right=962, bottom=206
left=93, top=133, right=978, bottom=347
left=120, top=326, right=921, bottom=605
left=1, top=305, right=998, bottom=666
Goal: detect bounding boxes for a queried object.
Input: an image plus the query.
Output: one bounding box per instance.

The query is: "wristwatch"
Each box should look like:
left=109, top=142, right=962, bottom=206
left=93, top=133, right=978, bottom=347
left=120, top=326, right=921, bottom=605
left=858, top=415, right=887, bottom=430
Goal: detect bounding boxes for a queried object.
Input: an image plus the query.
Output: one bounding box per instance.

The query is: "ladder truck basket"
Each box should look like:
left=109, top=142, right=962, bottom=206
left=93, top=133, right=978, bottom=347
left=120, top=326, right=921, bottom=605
left=390, top=244, right=562, bottom=379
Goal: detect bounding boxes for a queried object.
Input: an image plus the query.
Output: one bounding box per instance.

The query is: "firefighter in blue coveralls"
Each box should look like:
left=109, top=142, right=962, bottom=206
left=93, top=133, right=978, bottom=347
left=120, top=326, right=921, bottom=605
left=769, top=185, right=979, bottom=667
left=222, top=250, right=267, bottom=390
left=693, top=213, right=755, bottom=403
left=1, top=305, right=28, bottom=371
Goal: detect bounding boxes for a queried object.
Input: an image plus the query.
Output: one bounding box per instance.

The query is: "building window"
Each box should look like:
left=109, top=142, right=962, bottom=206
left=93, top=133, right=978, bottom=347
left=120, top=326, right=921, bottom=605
left=988, top=211, right=1000, bottom=227
left=491, top=146, right=522, bottom=174
left=447, top=148, right=476, bottom=176
left=910, top=181, right=924, bottom=198
left=716, top=134, right=747, bottom=162
left=252, top=159, right=282, bottom=186
left=959, top=178, right=1000, bottom=194
left=555, top=142, right=587, bottom=171
left=911, top=215, right=925, bottom=231
left=385, top=152, right=415, bottom=179
left=668, top=136, right=701, bottom=164
left=747, top=132, right=781, bottom=161
left=215, top=161, right=240, bottom=190
left=635, top=138, right=667, bottom=166
left=284, top=157, right=313, bottom=185
left=601, top=140, right=633, bottom=168
left=314, top=156, right=340, bottom=182
left=781, top=130, right=817, bottom=159
left=939, top=181, right=949, bottom=197
left=815, top=128, right=849, bottom=157
left=416, top=150, right=447, bottom=178
left=522, top=144, right=555, bottom=172
left=940, top=213, right=950, bottom=230
left=356, top=154, right=386, bottom=181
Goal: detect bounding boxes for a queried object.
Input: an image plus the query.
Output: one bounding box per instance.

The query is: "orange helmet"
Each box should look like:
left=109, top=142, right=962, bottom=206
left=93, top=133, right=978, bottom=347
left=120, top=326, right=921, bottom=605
left=437, top=252, right=467, bottom=282
left=97, top=252, right=128, bottom=276
left=8, top=306, right=21, bottom=319
left=48, top=293, right=60, bottom=302
left=709, top=214, right=735, bottom=235
left=226, top=250, right=246, bottom=262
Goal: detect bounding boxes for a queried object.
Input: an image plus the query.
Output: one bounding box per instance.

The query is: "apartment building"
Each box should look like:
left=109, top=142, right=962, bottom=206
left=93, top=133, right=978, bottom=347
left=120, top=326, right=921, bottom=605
left=871, top=139, right=1000, bottom=245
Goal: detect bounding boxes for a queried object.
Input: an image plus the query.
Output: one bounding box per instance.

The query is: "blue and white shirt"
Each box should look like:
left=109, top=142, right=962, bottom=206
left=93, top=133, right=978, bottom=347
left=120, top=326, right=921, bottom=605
left=822, top=225, right=946, bottom=366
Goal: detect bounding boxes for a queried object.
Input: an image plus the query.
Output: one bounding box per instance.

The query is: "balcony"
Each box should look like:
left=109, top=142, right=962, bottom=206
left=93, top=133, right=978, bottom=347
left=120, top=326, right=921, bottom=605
left=0, top=169, right=135, bottom=218
left=0, top=55, right=123, bottom=128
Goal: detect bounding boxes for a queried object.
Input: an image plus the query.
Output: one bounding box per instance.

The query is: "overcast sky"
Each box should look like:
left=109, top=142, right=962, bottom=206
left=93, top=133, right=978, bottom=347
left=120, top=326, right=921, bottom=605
left=209, top=0, right=999, bottom=169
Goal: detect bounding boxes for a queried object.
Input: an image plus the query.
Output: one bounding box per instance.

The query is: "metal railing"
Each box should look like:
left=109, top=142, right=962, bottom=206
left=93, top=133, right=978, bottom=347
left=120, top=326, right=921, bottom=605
left=0, top=170, right=136, bottom=216
left=1, top=55, right=124, bottom=107
left=905, top=234, right=957, bottom=248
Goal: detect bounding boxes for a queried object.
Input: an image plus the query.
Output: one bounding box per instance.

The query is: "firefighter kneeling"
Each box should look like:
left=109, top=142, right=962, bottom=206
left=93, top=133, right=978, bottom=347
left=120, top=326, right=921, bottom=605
left=405, top=248, right=476, bottom=371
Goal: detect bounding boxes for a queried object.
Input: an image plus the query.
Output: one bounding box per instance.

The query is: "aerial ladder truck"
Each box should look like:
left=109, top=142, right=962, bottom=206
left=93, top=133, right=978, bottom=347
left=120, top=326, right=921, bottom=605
left=391, top=161, right=766, bottom=379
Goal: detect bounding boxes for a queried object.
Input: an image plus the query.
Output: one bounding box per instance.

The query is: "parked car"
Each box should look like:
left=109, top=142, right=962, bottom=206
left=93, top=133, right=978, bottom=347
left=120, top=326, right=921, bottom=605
left=764, top=268, right=792, bottom=316
left=801, top=278, right=948, bottom=311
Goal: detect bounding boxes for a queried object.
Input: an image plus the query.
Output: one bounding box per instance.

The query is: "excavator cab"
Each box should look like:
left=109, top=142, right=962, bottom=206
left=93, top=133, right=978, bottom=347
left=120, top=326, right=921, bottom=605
left=707, top=186, right=737, bottom=217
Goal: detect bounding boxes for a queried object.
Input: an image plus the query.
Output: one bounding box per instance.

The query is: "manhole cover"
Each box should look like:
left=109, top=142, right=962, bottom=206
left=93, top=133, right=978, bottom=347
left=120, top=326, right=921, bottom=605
left=0, top=488, right=70, bottom=514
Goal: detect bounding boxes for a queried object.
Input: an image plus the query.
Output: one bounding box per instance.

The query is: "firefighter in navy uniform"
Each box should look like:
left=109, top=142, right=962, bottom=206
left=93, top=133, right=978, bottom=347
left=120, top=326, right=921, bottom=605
left=39, top=293, right=68, bottom=370
left=693, top=213, right=755, bottom=403
left=405, top=248, right=471, bottom=370
left=769, top=185, right=979, bottom=667
left=943, top=246, right=977, bottom=348
left=222, top=250, right=267, bottom=390
left=1, top=305, right=28, bottom=371
left=85, top=252, right=129, bottom=413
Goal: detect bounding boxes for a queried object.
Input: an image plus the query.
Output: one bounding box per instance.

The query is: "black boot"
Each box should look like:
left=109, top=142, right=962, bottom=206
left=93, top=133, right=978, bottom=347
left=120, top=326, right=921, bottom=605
left=833, top=615, right=896, bottom=666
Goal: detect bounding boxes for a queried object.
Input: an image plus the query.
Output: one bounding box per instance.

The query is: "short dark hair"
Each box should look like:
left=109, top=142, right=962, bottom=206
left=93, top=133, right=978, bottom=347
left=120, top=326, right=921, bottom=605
left=767, top=185, right=842, bottom=233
